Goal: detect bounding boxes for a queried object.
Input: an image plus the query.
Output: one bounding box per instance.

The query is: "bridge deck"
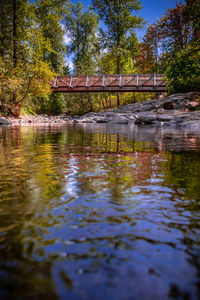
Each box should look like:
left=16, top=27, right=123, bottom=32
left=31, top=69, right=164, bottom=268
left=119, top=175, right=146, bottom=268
left=52, top=74, right=167, bottom=93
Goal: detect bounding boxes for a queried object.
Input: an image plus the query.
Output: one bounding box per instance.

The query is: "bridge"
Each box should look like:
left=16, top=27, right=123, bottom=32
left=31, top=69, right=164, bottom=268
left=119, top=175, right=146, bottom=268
left=52, top=74, right=167, bottom=93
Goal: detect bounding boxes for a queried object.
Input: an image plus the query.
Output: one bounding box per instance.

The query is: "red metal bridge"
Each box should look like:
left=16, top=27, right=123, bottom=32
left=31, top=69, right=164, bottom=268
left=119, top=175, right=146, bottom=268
left=52, top=74, right=167, bottom=93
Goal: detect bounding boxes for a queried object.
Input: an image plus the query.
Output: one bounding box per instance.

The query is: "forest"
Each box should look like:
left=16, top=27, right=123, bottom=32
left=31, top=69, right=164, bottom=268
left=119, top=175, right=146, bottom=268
left=0, top=0, right=199, bottom=117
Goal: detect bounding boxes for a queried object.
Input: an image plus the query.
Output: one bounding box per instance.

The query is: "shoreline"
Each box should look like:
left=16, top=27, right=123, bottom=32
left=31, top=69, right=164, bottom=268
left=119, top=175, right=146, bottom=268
left=1, top=92, right=200, bottom=128
left=0, top=114, right=73, bottom=125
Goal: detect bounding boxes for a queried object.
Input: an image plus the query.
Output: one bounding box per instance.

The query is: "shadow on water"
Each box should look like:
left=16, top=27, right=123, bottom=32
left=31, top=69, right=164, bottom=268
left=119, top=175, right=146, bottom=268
left=0, top=124, right=200, bottom=299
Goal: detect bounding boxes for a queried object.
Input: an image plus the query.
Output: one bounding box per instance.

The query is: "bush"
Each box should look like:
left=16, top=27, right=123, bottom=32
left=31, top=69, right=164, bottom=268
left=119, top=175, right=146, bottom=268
left=37, top=93, right=66, bottom=115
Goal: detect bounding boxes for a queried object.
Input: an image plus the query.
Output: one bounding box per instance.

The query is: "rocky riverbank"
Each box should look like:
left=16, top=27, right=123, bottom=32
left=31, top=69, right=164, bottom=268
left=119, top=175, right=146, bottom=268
left=0, top=92, right=200, bottom=127
left=0, top=114, right=72, bottom=125
left=72, top=92, right=200, bottom=128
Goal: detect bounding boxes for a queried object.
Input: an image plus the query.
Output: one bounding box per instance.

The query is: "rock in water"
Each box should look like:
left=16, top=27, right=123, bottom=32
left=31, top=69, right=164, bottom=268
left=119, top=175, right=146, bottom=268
left=0, top=117, right=12, bottom=124
left=135, top=114, right=157, bottom=125
left=108, top=115, right=129, bottom=124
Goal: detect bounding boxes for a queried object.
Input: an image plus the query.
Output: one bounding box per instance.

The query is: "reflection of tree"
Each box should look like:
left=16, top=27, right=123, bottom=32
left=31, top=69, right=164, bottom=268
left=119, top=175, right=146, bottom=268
left=163, top=152, right=200, bottom=204
left=0, top=126, right=66, bottom=299
left=1, top=124, right=200, bottom=298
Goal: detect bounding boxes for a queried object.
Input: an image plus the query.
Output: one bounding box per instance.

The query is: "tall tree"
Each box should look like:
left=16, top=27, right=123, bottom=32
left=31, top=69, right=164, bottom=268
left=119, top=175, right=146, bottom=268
left=92, top=0, right=143, bottom=74
left=65, top=1, right=99, bottom=74
left=158, top=3, right=191, bottom=52
left=0, top=0, right=12, bottom=60
left=98, top=31, right=139, bottom=74
left=135, top=42, right=155, bottom=73
left=92, top=0, right=143, bottom=106
left=0, top=0, right=31, bottom=115
left=184, top=0, right=200, bottom=42
left=0, top=0, right=56, bottom=116
left=34, top=0, right=69, bottom=115
left=35, top=0, right=68, bottom=74
left=141, top=2, right=200, bottom=94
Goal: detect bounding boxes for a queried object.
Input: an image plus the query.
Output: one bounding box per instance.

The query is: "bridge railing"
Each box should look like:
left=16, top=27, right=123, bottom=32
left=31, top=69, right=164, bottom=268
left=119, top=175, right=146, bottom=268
left=53, top=74, right=167, bottom=88
left=52, top=74, right=167, bottom=93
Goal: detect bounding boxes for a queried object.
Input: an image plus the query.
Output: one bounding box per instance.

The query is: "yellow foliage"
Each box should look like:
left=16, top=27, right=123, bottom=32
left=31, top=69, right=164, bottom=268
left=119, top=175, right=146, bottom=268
left=0, top=55, right=55, bottom=107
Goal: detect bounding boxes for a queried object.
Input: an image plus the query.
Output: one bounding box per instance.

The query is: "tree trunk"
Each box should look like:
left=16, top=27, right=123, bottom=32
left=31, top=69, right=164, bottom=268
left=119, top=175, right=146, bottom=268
left=105, top=95, right=108, bottom=109
left=88, top=94, right=93, bottom=112
left=12, top=0, right=19, bottom=116
left=116, top=56, right=120, bottom=107
left=101, top=99, right=105, bottom=110
left=117, top=93, right=120, bottom=108
left=109, top=96, right=112, bottom=108
left=13, top=0, right=17, bottom=69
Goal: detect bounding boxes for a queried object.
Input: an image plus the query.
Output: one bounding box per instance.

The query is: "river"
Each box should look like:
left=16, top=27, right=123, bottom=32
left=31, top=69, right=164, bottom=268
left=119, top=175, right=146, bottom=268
left=0, top=124, right=200, bottom=299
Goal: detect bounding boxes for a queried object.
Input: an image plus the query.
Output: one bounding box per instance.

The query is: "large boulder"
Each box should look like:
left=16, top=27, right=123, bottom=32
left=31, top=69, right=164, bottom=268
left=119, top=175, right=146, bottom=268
left=162, top=93, right=200, bottom=111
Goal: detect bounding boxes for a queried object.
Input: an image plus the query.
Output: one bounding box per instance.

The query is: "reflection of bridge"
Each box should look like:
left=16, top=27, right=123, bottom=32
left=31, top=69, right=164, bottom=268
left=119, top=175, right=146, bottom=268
left=52, top=74, right=167, bottom=93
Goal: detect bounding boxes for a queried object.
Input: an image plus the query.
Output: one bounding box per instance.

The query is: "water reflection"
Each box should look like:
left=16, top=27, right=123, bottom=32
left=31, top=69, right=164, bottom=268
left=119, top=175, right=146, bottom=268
left=0, top=124, right=200, bottom=299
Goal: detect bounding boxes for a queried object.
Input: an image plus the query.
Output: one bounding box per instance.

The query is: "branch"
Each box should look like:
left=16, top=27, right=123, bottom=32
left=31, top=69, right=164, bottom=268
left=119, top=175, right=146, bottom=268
left=17, top=77, right=33, bottom=104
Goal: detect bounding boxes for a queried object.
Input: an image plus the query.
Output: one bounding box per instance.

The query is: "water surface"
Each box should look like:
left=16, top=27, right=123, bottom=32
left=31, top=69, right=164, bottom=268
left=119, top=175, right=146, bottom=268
left=0, top=124, right=200, bottom=300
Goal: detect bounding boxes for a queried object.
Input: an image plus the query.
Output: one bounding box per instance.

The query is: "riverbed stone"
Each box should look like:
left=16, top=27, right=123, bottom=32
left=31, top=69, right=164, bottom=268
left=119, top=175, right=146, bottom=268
left=0, top=117, right=12, bottom=124
left=69, top=92, right=200, bottom=126
left=135, top=114, right=157, bottom=125
left=157, top=114, right=176, bottom=122
left=74, top=118, right=96, bottom=123
left=108, top=115, right=129, bottom=124
left=95, top=117, right=110, bottom=123
left=4, top=92, right=200, bottom=127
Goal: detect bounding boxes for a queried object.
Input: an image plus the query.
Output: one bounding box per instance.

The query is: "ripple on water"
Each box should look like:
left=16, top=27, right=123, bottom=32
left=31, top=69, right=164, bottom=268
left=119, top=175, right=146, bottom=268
left=0, top=125, right=200, bottom=299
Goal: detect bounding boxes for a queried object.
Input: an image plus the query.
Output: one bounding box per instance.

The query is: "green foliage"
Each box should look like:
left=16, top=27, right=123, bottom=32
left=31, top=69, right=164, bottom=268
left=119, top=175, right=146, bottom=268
left=166, top=44, right=200, bottom=94
left=35, top=0, right=68, bottom=74
left=98, top=31, right=139, bottom=75
left=3, top=0, right=199, bottom=116
left=37, top=93, right=66, bottom=115
left=65, top=2, right=99, bottom=74
left=92, top=0, right=143, bottom=74
left=0, top=0, right=59, bottom=116
left=139, top=1, right=200, bottom=94
left=184, top=0, right=200, bottom=42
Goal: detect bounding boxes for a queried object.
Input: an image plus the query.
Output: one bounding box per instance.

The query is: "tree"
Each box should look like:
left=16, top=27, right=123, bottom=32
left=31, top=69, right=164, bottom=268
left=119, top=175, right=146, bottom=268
left=137, top=2, right=200, bottom=94
left=184, top=0, right=200, bottom=42
left=35, top=0, right=68, bottom=74
left=34, top=0, right=69, bottom=115
left=139, top=3, right=192, bottom=74
left=92, top=0, right=143, bottom=74
left=63, top=2, right=100, bottom=116
left=150, top=1, right=200, bottom=94
left=0, top=0, right=57, bottom=116
left=158, top=3, right=191, bottom=52
left=65, top=1, right=99, bottom=74
left=92, top=0, right=143, bottom=106
left=134, top=42, right=155, bottom=73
